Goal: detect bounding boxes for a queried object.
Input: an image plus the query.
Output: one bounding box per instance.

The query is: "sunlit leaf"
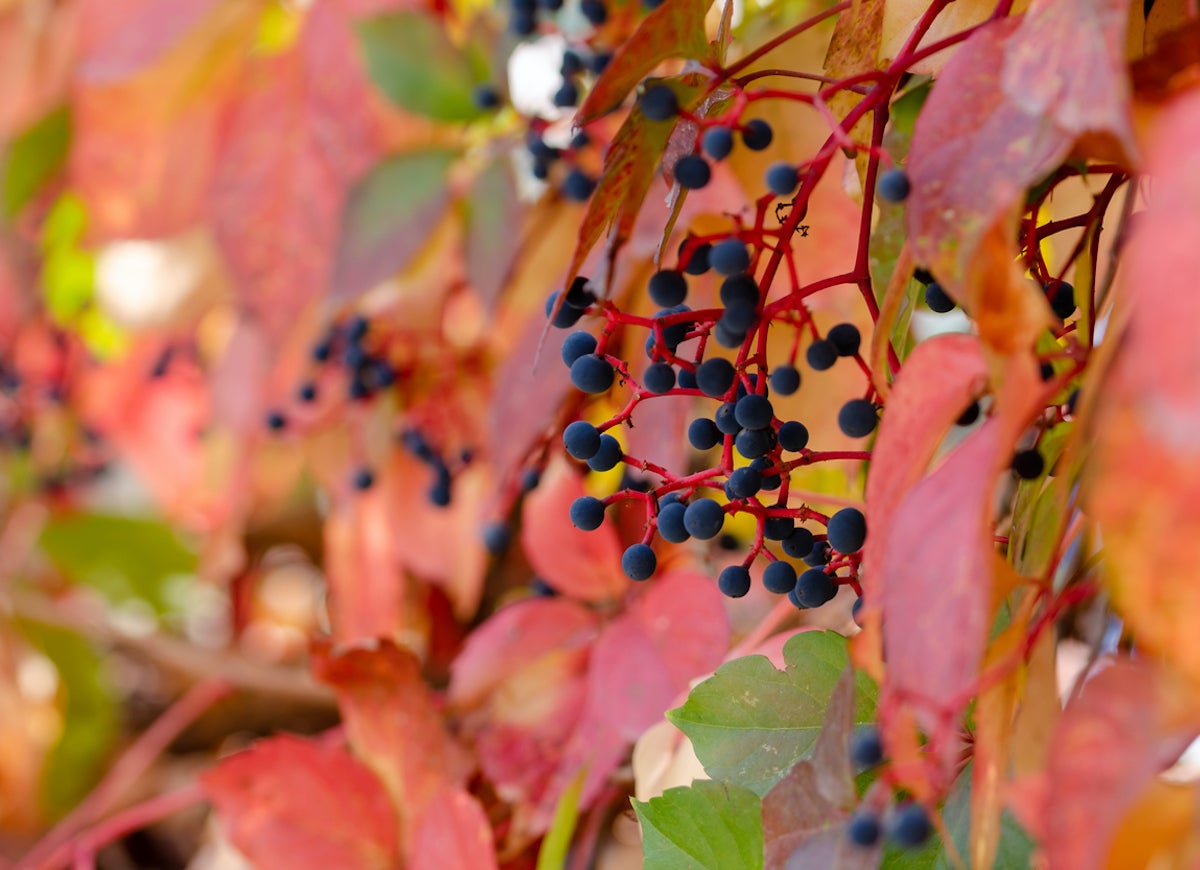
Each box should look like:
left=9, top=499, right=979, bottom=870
left=2, top=106, right=70, bottom=217
left=634, top=780, right=763, bottom=870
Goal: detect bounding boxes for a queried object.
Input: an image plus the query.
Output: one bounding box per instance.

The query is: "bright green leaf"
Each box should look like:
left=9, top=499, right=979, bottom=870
left=634, top=780, right=763, bottom=870
left=667, top=631, right=877, bottom=796
left=3, top=106, right=71, bottom=218
left=331, top=148, right=457, bottom=298
left=358, top=13, right=484, bottom=122
left=40, top=514, right=196, bottom=614
left=537, top=769, right=585, bottom=870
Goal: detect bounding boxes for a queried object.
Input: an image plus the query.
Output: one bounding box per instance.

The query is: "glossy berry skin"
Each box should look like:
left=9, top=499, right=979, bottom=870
left=806, top=339, right=838, bottom=371
left=741, top=118, right=773, bottom=150
left=688, top=417, right=722, bottom=451
left=702, top=127, right=734, bottom=160
left=622, top=544, right=657, bottom=581
left=718, top=565, right=752, bottom=598
left=696, top=358, right=736, bottom=397
left=674, top=155, right=712, bottom=190
left=570, top=355, right=615, bottom=394
left=797, top=568, right=837, bottom=607
left=827, top=323, right=861, bottom=357
left=482, top=522, right=512, bottom=554
left=563, top=420, right=601, bottom=460
left=708, top=239, right=750, bottom=276
left=846, top=812, right=882, bottom=848
left=889, top=803, right=933, bottom=848
left=763, top=560, right=798, bottom=594
left=561, top=331, right=598, bottom=367
left=838, top=399, right=878, bottom=438
left=640, top=84, right=678, bottom=121
left=826, top=507, right=867, bottom=554
left=765, top=162, right=800, bottom=196
left=782, top=527, right=815, bottom=559
left=657, top=501, right=690, bottom=543
left=643, top=362, right=676, bottom=394
left=924, top=281, right=955, bottom=313
left=849, top=726, right=884, bottom=769
left=1012, top=448, right=1045, bottom=479
left=587, top=434, right=623, bottom=472
left=735, top=394, right=773, bottom=430
left=770, top=365, right=801, bottom=396
left=877, top=168, right=911, bottom=202
left=570, top=496, right=606, bottom=531
left=684, top=498, right=725, bottom=540
left=778, top=420, right=809, bottom=452
left=648, top=270, right=688, bottom=307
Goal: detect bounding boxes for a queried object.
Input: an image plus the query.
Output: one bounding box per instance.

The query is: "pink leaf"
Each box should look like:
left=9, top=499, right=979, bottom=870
left=77, top=0, right=220, bottom=83
left=202, top=734, right=400, bottom=870
left=407, top=786, right=499, bottom=870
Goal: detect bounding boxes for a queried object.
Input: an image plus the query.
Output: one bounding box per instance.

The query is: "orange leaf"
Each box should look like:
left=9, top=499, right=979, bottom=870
left=1084, top=86, right=1200, bottom=688
left=0, top=1, right=76, bottom=137
left=520, top=460, right=627, bottom=603
left=202, top=734, right=400, bottom=870
left=575, top=0, right=714, bottom=124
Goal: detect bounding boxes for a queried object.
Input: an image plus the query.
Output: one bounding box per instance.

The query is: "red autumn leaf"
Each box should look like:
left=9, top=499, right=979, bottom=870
left=314, top=641, right=472, bottom=843
left=407, top=786, right=499, bottom=870
left=202, top=734, right=400, bottom=870
left=210, top=0, right=381, bottom=339
left=576, top=0, right=715, bottom=124
left=1044, top=662, right=1196, bottom=870
left=907, top=0, right=1134, bottom=301
left=520, top=459, right=627, bottom=602
left=622, top=569, right=730, bottom=691
left=762, top=667, right=860, bottom=869
left=76, top=0, right=221, bottom=83
left=1083, top=87, right=1200, bottom=687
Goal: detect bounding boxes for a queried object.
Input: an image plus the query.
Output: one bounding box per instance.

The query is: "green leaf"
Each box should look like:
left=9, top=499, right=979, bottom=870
left=464, top=158, right=522, bottom=310
left=537, top=769, right=585, bottom=870
left=358, top=13, right=484, bottom=122
left=667, top=631, right=877, bottom=796
left=634, top=780, right=763, bottom=870
left=20, top=624, right=118, bottom=818
left=40, top=513, right=197, bottom=614
left=331, top=148, right=457, bottom=299
left=3, top=106, right=71, bottom=218
left=1010, top=421, right=1073, bottom=576
left=933, top=761, right=1035, bottom=869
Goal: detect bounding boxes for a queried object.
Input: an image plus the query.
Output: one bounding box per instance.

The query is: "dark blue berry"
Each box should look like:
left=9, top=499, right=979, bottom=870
left=924, top=281, right=955, bottom=313
left=956, top=401, right=980, bottom=427
left=849, top=726, right=884, bottom=769
left=560, top=50, right=584, bottom=77
left=553, top=81, right=579, bottom=108
left=740, top=118, right=773, bottom=150
left=589, top=51, right=612, bottom=74
left=889, top=803, right=933, bottom=848
left=564, top=275, right=594, bottom=309
left=769, top=365, right=800, bottom=396
left=562, top=169, right=596, bottom=202
left=719, top=304, right=756, bottom=334
left=640, top=84, right=678, bottom=121
left=803, top=541, right=832, bottom=567
left=570, top=496, right=606, bottom=530
left=683, top=498, right=725, bottom=540
left=797, top=567, right=836, bottom=607
left=587, top=434, right=623, bottom=471
left=708, top=239, right=750, bottom=276
left=696, top=358, right=736, bottom=397
left=511, top=7, right=536, bottom=34
left=765, top=162, right=799, bottom=196
left=472, top=84, right=501, bottom=110
left=680, top=240, right=711, bottom=275
left=521, top=469, right=541, bottom=491
left=429, top=467, right=452, bottom=506
left=734, top=427, right=773, bottom=459
left=702, top=127, right=734, bottom=161
left=297, top=382, right=318, bottom=403
left=806, top=339, right=837, bottom=371
left=643, top=362, right=676, bottom=394
left=657, top=501, right=689, bottom=543
left=847, top=812, right=882, bottom=847
left=877, top=168, right=911, bottom=203
left=827, top=323, right=861, bottom=357
left=726, top=467, right=762, bottom=499
left=734, top=393, right=773, bottom=430
left=483, top=522, right=512, bottom=554
left=353, top=467, right=375, bottom=491
left=826, top=507, right=867, bottom=554
left=782, top=527, right=815, bottom=558
left=718, top=565, right=752, bottom=598
left=563, top=420, right=601, bottom=460
left=570, top=355, right=614, bottom=394
left=622, top=544, right=657, bottom=581
left=1012, top=448, right=1044, bottom=479
left=674, top=155, right=711, bottom=190
left=678, top=368, right=698, bottom=390
left=265, top=410, right=287, bottom=431
left=1047, top=279, right=1076, bottom=319
left=546, top=291, right=585, bottom=328
left=764, top=515, right=794, bottom=541
left=648, top=270, right=688, bottom=307
left=561, top=331, right=598, bottom=367
left=838, top=399, right=878, bottom=438
left=688, top=417, right=722, bottom=451
left=720, top=274, right=758, bottom=307
left=714, top=401, right=741, bottom=435
left=763, top=560, right=797, bottom=594
left=580, top=0, right=607, bottom=24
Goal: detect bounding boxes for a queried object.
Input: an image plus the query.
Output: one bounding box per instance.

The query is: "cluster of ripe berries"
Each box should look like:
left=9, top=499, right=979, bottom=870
left=846, top=726, right=934, bottom=850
